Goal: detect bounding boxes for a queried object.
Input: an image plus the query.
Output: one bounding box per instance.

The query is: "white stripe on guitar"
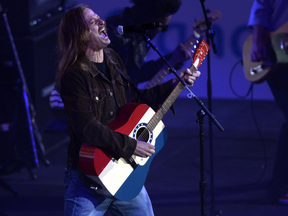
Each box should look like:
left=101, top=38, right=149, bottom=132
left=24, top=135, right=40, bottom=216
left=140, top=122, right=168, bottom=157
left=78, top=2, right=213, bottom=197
left=98, top=107, right=165, bottom=195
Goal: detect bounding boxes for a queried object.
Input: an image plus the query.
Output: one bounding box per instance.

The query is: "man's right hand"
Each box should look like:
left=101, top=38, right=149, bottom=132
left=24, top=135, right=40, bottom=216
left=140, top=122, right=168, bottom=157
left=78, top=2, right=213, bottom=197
left=133, top=140, right=155, bottom=158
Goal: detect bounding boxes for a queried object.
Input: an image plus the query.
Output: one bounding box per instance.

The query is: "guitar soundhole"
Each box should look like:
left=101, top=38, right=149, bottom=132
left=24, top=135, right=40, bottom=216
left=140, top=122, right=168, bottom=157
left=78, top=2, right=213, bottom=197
left=136, top=127, right=150, bottom=142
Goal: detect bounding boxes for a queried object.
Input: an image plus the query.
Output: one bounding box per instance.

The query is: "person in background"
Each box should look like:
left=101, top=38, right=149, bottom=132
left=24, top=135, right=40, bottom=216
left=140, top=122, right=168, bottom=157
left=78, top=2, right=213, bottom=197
left=105, top=0, right=192, bottom=85
left=56, top=4, right=200, bottom=215
left=248, top=0, right=288, bottom=205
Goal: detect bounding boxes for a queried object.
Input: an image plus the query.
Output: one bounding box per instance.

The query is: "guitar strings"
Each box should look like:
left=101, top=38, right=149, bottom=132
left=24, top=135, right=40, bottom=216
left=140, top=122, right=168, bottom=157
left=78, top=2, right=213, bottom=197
left=137, top=126, right=150, bottom=142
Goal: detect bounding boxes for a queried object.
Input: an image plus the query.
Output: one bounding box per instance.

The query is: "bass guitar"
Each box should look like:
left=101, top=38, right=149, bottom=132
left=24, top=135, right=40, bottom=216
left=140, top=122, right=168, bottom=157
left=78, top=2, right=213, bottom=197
left=242, top=21, right=288, bottom=83
left=79, top=39, right=209, bottom=201
left=144, top=10, right=221, bottom=89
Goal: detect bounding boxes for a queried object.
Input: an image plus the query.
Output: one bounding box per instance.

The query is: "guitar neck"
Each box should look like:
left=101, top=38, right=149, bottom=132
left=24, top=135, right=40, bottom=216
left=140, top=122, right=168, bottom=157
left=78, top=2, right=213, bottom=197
left=146, top=38, right=209, bottom=131
left=146, top=64, right=197, bottom=132
left=144, top=33, right=200, bottom=89
left=146, top=82, right=184, bottom=131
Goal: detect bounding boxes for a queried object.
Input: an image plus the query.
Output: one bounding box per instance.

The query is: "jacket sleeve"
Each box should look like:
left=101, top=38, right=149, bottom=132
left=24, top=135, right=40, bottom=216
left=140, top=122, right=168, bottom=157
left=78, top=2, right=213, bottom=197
left=60, top=69, right=136, bottom=159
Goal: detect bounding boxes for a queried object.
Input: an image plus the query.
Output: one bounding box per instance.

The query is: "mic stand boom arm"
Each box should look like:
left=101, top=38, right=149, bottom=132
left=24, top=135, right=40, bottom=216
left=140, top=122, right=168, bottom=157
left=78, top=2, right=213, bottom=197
left=144, top=35, right=224, bottom=131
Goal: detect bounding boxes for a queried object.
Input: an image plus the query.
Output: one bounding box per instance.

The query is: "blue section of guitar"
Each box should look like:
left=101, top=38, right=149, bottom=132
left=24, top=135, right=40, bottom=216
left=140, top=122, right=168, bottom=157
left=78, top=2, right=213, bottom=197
left=114, top=127, right=168, bottom=201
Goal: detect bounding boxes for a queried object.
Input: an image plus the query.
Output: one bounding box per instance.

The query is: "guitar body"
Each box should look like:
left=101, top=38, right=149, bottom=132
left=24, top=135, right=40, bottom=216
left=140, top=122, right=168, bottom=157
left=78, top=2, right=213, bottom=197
left=79, top=102, right=167, bottom=201
left=243, top=21, right=288, bottom=83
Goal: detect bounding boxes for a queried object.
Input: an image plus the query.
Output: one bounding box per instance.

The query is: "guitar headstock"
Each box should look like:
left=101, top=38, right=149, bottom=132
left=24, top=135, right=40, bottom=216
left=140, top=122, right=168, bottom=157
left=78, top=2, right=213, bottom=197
left=193, top=10, right=222, bottom=37
left=190, top=39, right=210, bottom=71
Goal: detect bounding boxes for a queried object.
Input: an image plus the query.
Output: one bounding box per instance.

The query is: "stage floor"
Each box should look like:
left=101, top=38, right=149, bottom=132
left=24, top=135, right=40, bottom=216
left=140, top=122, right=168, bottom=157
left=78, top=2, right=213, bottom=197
left=0, top=98, right=287, bottom=216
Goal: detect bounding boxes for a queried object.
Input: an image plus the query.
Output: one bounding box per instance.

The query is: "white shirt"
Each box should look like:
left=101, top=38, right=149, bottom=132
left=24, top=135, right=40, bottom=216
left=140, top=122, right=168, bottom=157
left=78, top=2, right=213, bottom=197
left=248, top=0, right=288, bottom=31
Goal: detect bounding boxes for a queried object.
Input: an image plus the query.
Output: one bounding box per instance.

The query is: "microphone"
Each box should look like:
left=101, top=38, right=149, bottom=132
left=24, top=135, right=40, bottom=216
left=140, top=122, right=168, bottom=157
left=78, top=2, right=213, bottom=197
left=116, top=22, right=162, bottom=35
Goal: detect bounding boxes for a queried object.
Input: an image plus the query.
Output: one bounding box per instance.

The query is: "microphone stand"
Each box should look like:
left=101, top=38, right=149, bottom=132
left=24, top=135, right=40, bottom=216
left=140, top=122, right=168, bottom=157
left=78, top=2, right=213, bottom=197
left=143, top=34, right=224, bottom=216
left=199, top=1, right=220, bottom=215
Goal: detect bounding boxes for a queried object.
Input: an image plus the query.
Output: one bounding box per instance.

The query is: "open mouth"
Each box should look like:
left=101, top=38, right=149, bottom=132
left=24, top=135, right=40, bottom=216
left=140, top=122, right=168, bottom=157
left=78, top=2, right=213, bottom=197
left=99, top=28, right=108, bottom=38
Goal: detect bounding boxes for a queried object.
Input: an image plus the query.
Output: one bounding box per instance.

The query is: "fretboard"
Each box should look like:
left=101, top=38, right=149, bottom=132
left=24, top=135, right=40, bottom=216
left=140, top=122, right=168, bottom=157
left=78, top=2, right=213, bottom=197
left=146, top=64, right=197, bottom=132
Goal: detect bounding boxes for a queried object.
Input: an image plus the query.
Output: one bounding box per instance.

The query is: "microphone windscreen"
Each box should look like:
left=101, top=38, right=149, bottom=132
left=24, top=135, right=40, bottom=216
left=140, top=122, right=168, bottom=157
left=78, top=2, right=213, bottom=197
left=115, top=26, right=124, bottom=35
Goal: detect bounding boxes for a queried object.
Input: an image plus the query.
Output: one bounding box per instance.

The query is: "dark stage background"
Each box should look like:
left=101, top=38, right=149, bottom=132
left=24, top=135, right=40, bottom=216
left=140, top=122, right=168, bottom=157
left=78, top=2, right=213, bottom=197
left=1, top=0, right=287, bottom=216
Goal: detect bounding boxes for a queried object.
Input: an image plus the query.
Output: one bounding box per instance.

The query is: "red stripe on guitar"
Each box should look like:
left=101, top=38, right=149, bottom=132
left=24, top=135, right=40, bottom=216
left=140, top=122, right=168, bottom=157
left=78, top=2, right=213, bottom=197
left=94, top=148, right=113, bottom=176
left=80, top=103, right=151, bottom=176
left=93, top=104, right=150, bottom=175
left=80, top=145, right=114, bottom=176
left=79, top=144, right=98, bottom=176
left=108, top=103, right=150, bottom=135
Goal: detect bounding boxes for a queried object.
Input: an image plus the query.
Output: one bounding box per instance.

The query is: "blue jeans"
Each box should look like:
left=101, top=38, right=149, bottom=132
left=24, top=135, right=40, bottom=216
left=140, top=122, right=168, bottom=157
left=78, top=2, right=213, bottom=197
left=266, top=65, right=288, bottom=199
left=64, top=169, right=154, bottom=216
